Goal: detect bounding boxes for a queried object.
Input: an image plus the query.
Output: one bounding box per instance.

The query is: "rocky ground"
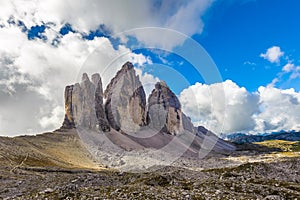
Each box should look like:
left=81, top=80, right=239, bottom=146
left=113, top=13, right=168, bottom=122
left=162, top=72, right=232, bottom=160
left=0, top=130, right=299, bottom=200
left=0, top=158, right=299, bottom=200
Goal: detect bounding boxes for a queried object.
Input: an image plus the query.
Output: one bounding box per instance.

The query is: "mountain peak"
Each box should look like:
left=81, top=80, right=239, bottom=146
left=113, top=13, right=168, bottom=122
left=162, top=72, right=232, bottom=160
left=81, top=73, right=90, bottom=82
left=121, top=61, right=134, bottom=71
left=104, top=61, right=146, bottom=131
left=91, top=73, right=101, bottom=85
left=61, top=61, right=236, bottom=154
left=155, top=80, right=168, bottom=89
left=104, top=61, right=137, bottom=99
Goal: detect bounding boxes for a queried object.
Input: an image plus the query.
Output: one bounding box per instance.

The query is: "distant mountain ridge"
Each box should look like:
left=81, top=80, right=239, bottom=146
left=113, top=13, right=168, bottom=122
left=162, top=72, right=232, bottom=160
left=227, top=131, right=300, bottom=144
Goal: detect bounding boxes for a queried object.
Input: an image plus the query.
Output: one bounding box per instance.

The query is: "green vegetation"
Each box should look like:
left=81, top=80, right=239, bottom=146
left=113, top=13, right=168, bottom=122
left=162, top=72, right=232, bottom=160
left=254, top=140, right=300, bottom=153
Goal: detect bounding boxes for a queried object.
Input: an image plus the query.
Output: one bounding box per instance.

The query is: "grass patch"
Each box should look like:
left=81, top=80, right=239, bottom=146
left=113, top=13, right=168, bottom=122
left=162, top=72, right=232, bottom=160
left=254, top=140, right=300, bottom=152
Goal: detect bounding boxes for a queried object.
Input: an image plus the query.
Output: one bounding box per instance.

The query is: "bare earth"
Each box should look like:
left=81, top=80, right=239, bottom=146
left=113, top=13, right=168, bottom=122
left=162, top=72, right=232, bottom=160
left=0, top=129, right=299, bottom=200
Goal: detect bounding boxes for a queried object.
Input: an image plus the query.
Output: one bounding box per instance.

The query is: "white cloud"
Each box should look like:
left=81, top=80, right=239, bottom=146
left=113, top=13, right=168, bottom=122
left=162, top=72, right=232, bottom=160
left=179, top=80, right=258, bottom=134
left=180, top=80, right=300, bottom=135
left=3, top=1, right=299, bottom=137
left=289, top=66, right=300, bottom=80
left=0, top=20, right=152, bottom=136
left=0, top=0, right=218, bottom=136
left=260, top=46, right=284, bottom=63
left=268, top=59, right=300, bottom=87
left=280, top=62, right=300, bottom=80
left=267, top=77, right=279, bottom=88
left=282, top=63, right=295, bottom=72
left=254, top=86, right=300, bottom=133
left=39, top=106, right=64, bottom=129
left=135, top=68, right=160, bottom=98
left=243, top=61, right=256, bottom=66
left=0, top=0, right=215, bottom=49
left=129, top=0, right=214, bottom=49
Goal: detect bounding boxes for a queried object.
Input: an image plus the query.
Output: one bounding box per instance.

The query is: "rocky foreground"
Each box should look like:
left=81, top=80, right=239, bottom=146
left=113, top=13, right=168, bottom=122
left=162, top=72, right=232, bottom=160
left=0, top=130, right=299, bottom=200
left=1, top=153, right=299, bottom=200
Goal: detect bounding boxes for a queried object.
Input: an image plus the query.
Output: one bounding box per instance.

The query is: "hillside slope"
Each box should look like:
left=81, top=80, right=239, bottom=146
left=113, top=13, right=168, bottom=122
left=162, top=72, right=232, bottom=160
left=0, top=129, right=103, bottom=170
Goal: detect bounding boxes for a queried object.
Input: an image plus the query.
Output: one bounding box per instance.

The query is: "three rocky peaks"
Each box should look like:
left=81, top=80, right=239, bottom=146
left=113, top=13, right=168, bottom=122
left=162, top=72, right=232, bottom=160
left=62, top=61, right=196, bottom=135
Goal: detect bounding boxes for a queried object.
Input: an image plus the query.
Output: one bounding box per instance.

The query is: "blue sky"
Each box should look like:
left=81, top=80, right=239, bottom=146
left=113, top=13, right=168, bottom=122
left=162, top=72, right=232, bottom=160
left=23, top=0, right=300, bottom=94
left=126, top=0, right=300, bottom=94
left=198, top=0, right=300, bottom=92
left=1, top=0, right=300, bottom=135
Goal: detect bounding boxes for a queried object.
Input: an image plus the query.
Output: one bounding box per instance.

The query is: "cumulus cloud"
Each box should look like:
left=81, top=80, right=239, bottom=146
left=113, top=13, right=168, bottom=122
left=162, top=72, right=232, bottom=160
left=2, top=1, right=299, bottom=137
left=180, top=80, right=300, bottom=135
left=0, top=0, right=215, bottom=49
left=179, top=80, right=259, bottom=134
left=254, top=86, right=300, bottom=133
left=0, top=21, right=152, bottom=136
left=135, top=68, right=160, bottom=98
left=0, top=0, right=218, bottom=136
left=260, top=46, right=284, bottom=63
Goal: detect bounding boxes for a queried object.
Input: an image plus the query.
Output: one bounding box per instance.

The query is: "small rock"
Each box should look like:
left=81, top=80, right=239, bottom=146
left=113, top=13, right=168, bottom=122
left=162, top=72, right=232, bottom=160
left=43, top=188, right=54, bottom=194
left=215, top=190, right=221, bottom=194
left=263, top=195, right=282, bottom=200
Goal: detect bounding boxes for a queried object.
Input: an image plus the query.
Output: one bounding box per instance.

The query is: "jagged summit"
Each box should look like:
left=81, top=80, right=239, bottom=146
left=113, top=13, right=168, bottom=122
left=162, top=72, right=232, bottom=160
left=150, top=81, right=181, bottom=109
left=91, top=73, right=101, bottom=85
left=103, top=62, right=136, bottom=98
left=81, top=73, right=90, bottom=82
left=61, top=61, right=236, bottom=153
left=148, top=80, right=183, bottom=135
left=61, top=61, right=209, bottom=136
left=121, top=61, right=134, bottom=70
left=155, top=80, right=168, bottom=89
left=104, top=61, right=147, bottom=131
left=61, top=72, right=110, bottom=131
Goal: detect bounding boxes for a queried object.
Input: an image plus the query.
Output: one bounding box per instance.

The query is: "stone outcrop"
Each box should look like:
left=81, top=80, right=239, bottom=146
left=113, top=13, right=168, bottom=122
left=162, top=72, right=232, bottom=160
left=61, top=62, right=214, bottom=137
left=147, top=81, right=184, bottom=135
left=61, top=62, right=189, bottom=135
left=93, top=74, right=110, bottom=132
left=78, top=73, right=97, bottom=129
left=61, top=73, right=110, bottom=131
left=182, top=113, right=195, bottom=133
left=61, top=62, right=147, bottom=133
left=147, top=81, right=197, bottom=135
left=60, top=61, right=237, bottom=155
left=104, top=62, right=147, bottom=132
left=61, top=85, right=75, bottom=129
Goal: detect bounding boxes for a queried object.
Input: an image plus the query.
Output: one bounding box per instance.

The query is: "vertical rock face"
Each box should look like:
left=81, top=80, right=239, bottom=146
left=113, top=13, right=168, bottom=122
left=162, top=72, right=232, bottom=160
left=182, top=113, right=195, bottom=133
left=61, top=63, right=198, bottom=135
left=104, top=62, right=147, bottom=132
left=147, top=81, right=184, bottom=135
left=71, top=83, right=82, bottom=127
left=61, top=62, right=193, bottom=135
left=79, top=73, right=97, bottom=129
left=60, top=61, right=236, bottom=153
left=93, top=74, right=110, bottom=132
left=61, top=85, right=75, bottom=129
left=61, top=73, right=110, bottom=131
left=61, top=62, right=146, bottom=133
